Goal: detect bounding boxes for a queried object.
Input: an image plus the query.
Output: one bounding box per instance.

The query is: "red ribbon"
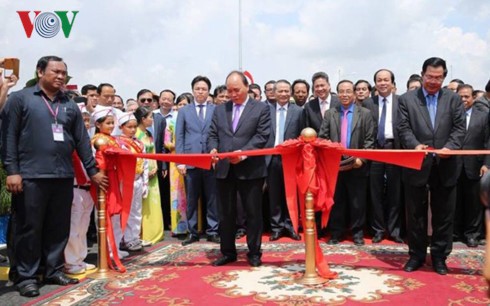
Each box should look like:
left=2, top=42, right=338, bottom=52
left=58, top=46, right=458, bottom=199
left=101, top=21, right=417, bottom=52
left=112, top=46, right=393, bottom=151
left=101, top=142, right=434, bottom=278
left=72, top=152, right=90, bottom=186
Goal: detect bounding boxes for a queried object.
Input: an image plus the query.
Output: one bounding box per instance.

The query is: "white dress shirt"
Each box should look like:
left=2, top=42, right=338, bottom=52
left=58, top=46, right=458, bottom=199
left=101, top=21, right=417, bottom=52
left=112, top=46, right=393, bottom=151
left=379, top=94, right=394, bottom=140
left=275, top=103, right=289, bottom=146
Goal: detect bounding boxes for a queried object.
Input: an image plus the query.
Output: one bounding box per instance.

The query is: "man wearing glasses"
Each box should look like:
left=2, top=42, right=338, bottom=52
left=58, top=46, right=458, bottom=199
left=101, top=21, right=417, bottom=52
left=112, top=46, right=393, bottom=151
left=88, top=83, right=123, bottom=136
left=398, top=57, right=465, bottom=275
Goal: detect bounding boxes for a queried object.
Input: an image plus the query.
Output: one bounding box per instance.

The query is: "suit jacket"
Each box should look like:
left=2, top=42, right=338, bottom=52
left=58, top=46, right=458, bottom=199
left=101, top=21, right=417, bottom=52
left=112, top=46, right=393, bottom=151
left=364, top=94, right=401, bottom=149
left=265, top=103, right=304, bottom=166
left=303, top=95, right=340, bottom=133
left=397, top=88, right=466, bottom=186
left=153, top=112, right=167, bottom=171
left=207, top=99, right=271, bottom=180
left=318, top=102, right=375, bottom=176
left=175, top=102, right=215, bottom=169
left=459, top=107, right=490, bottom=180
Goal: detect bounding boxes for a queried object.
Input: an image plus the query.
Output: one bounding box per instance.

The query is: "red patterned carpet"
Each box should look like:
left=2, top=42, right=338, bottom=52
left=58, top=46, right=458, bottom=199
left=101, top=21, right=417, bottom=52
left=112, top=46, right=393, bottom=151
left=24, top=240, right=488, bottom=306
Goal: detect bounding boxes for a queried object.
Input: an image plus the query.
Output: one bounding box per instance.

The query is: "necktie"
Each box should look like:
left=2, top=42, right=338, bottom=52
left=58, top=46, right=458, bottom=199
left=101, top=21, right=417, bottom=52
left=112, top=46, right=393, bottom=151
left=198, top=104, right=205, bottom=122
left=427, top=95, right=436, bottom=128
left=466, top=111, right=470, bottom=130
left=377, top=98, right=387, bottom=147
left=232, top=104, right=241, bottom=132
left=341, top=109, right=349, bottom=148
left=321, top=100, right=327, bottom=118
left=277, top=107, right=286, bottom=144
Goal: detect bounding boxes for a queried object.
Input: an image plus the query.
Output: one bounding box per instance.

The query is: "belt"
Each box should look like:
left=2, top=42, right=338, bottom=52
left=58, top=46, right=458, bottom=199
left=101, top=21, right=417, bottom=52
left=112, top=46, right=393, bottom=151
left=74, top=185, right=91, bottom=191
left=378, top=139, right=395, bottom=148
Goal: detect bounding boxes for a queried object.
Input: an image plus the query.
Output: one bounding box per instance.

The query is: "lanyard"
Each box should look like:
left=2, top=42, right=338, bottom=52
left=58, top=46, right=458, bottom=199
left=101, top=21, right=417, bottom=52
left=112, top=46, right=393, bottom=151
left=41, top=95, right=60, bottom=124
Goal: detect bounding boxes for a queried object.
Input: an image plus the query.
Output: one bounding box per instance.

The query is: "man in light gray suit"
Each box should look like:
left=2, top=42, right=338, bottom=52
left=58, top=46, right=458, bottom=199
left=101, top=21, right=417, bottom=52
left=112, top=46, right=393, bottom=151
left=176, top=75, right=219, bottom=246
left=398, top=57, right=466, bottom=275
left=265, top=80, right=303, bottom=241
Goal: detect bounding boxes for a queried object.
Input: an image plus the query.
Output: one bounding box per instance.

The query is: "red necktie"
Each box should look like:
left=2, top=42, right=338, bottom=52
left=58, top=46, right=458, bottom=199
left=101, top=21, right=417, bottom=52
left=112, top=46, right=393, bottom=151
left=341, top=109, right=349, bottom=148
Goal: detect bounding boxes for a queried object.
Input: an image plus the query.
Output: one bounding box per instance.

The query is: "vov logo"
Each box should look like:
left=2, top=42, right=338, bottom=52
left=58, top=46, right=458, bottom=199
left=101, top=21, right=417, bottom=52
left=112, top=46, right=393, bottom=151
left=17, top=11, right=79, bottom=38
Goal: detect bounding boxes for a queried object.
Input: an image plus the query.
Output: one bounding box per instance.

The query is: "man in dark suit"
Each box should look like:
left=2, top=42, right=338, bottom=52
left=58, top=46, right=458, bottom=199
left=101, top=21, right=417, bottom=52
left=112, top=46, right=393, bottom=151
left=176, top=75, right=219, bottom=246
left=208, top=71, right=271, bottom=267
left=265, top=80, right=303, bottom=241
left=454, top=84, right=489, bottom=247
left=263, top=80, right=276, bottom=105
left=319, top=80, right=375, bottom=246
left=304, top=72, right=341, bottom=236
left=154, top=89, right=176, bottom=231
left=398, top=57, right=466, bottom=275
left=304, top=72, right=340, bottom=133
left=365, top=69, right=404, bottom=244
left=152, top=100, right=167, bottom=176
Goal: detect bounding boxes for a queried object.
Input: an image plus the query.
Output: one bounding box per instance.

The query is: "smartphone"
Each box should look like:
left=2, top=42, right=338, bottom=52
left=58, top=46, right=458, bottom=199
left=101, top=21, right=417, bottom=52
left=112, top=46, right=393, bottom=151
left=3, top=58, right=20, bottom=78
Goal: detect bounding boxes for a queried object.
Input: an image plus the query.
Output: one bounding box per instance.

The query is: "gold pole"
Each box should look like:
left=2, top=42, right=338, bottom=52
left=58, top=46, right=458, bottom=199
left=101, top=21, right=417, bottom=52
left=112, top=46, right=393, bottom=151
left=296, top=128, right=328, bottom=285
left=89, top=139, right=117, bottom=279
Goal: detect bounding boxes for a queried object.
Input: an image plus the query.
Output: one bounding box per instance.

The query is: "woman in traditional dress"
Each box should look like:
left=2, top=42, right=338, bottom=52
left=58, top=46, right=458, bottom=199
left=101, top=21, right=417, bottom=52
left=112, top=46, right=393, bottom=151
left=134, top=106, right=164, bottom=245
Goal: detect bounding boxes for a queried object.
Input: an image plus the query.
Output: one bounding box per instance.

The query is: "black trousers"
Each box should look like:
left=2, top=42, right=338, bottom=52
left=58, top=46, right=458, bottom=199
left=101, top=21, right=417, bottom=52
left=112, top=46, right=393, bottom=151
left=158, top=167, right=171, bottom=231
left=7, top=196, right=17, bottom=281
left=184, top=168, right=218, bottom=237
left=267, top=155, right=295, bottom=234
left=216, top=169, right=264, bottom=259
left=405, top=170, right=456, bottom=261
left=328, top=171, right=367, bottom=238
left=454, top=171, right=483, bottom=240
left=13, top=178, right=73, bottom=286
left=369, top=161, right=403, bottom=238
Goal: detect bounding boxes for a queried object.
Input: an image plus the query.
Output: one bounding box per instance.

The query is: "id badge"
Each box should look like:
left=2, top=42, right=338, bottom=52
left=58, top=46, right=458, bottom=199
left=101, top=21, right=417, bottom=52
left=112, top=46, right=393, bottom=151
left=52, top=123, right=64, bottom=142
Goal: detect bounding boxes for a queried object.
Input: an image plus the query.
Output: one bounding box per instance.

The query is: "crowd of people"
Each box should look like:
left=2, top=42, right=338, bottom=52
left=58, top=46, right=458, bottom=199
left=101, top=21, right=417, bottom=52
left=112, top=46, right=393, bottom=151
left=1, top=55, right=490, bottom=297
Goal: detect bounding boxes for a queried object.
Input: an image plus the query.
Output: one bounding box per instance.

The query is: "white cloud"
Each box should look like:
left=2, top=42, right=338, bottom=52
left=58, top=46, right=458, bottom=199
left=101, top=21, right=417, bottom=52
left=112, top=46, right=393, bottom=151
left=0, top=0, right=489, bottom=101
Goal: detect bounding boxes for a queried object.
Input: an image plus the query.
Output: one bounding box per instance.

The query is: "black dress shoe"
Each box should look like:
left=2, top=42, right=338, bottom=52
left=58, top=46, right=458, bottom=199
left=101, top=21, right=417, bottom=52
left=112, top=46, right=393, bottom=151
left=403, top=258, right=424, bottom=272
left=269, top=232, right=282, bottom=241
left=432, top=259, right=448, bottom=275
left=466, top=237, right=478, bottom=248
left=353, top=237, right=365, bottom=246
left=286, top=230, right=301, bottom=241
left=45, top=274, right=79, bottom=286
left=235, top=230, right=246, bottom=240
left=18, top=283, right=40, bottom=297
left=248, top=257, right=262, bottom=267
left=206, top=234, right=220, bottom=243
left=391, top=236, right=404, bottom=244
left=212, top=256, right=237, bottom=266
left=182, top=236, right=199, bottom=246
left=327, top=237, right=340, bottom=245
left=372, top=233, right=384, bottom=243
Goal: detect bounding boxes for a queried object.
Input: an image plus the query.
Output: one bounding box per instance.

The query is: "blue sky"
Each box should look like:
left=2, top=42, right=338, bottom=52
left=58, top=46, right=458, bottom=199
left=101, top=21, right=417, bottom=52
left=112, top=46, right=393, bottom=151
left=0, top=0, right=489, bottom=101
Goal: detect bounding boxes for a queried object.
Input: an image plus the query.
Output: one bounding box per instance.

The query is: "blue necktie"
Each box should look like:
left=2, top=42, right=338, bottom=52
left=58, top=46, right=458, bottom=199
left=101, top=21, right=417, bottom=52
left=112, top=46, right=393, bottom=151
left=277, top=107, right=286, bottom=144
left=427, top=95, right=436, bottom=128
left=198, top=104, right=205, bottom=122
left=377, top=98, right=387, bottom=147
